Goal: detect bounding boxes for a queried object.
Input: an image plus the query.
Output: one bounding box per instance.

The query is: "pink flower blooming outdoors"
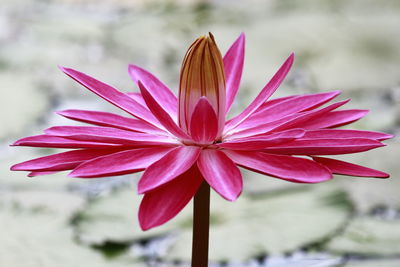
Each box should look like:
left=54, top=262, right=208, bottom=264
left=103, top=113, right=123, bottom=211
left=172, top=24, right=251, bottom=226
left=11, top=33, right=392, bottom=230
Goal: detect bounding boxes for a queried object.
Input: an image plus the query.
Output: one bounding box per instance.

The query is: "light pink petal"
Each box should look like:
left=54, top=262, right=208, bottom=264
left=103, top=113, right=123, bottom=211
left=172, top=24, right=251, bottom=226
left=12, top=135, right=123, bottom=149
left=45, top=126, right=178, bottom=146
left=237, top=91, right=341, bottom=131
left=300, top=109, right=369, bottom=129
left=228, top=100, right=349, bottom=139
left=224, top=33, right=245, bottom=114
left=57, top=109, right=167, bottom=135
left=139, top=166, right=203, bottom=230
left=126, top=92, right=147, bottom=108
left=59, top=66, right=162, bottom=128
left=263, top=138, right=385, bottom=155
left=302, top=129, right=393, bottom=141
left=70, top=147, right=173, bottom=178
left=138, top=81, right=190, bottom=140
left=138, top=146, right=200, bottom=194
left=225, top=150, right=332, bottom=183
left=313, top=157, right=389, bottom=178
left=128, top=64, right=178, bottom=119
left=189, top=97, right=218, bottom=144
left=11, top=149, right=121, bottom=172
left=218, top=129, right=305, bottom=150
left=224, top=53, right=294, bottom=133
left=197, top=149, right=242, bottom=201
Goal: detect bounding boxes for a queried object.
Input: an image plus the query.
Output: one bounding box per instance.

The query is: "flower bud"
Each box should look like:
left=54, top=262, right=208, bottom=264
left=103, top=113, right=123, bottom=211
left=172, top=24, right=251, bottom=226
left=178, top=33, right=226, bottom=139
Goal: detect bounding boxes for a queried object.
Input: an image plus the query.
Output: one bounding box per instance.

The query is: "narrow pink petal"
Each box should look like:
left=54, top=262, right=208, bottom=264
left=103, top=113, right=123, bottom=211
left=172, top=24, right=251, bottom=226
left=224, top=53, right=294, bottom=132
left=225, top=150, right=332, bottom=183
left=313, top=157, right=389, bottom=178
left=12, top=135, right=123, bottom=148
left=255, top=95, right=296, bottom=111
left=128, top=64, right=178, bottom=119
left=269, top=100, right=350, bottom=133
left=139, top=166, right=203, bottom=230
left=218, top=129, right=305, bottom=150
left=57, top=109, right=167, bottom=135
left=45, top=126, right=178, bottom=146
left=237, top=91, right=341, bottom=130
left=224, top=33, right=245, bottom=114
left=197, top=149, right=242, bottom=201
left=138, top=81, right=190, bottom=140
left=189, top=97, right=218, bottom=144
left=70, top=147, right=173, bottom=178
left=263, top=138, right=385, bottom=155
left=138, top=146, right=201, bottom=194
left=59, top=66, right=162, bottom=128
left=126, top=92, right=147, bottom=108
left=28, top=171, right=58, bottom=177
left=302, top=129, right=393, bottom=141
left=300, top=109, right=369, bottom=129
left=228, top=100, right=349, bottom=139
left=11, top=149, right=122, bottom=172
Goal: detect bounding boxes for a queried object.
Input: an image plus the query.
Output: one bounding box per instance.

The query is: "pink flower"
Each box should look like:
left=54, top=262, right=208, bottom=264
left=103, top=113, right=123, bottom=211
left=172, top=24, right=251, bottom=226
left=11, top=33, right=391, bottom=230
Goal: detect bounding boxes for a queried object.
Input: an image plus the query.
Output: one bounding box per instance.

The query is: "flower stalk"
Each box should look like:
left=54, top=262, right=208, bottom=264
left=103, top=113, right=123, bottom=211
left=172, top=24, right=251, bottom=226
left=191, top=181, right=210, bottom=267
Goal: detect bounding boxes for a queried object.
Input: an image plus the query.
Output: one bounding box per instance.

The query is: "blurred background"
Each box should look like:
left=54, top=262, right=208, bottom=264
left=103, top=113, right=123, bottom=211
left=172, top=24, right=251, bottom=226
left=1, top=0, right=400, bottom=266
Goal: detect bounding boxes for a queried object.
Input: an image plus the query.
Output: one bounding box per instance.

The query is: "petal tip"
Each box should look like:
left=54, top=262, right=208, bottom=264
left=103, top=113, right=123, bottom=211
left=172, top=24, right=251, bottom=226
left=67, top=170, right=80, bottom=178
left=138, top=216, right=153, bottom=231
left=58, top=65, right=69, bottom=73
left=10, top=164, right=19, bottom=171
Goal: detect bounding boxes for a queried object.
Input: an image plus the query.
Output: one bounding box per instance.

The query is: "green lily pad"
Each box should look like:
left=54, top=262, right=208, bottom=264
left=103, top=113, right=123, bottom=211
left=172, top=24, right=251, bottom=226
left=74, top=184, right=193, bottom=245
left=166, top=186, right=352, bottom=262
left=331, top=140, right=400, bottom=213
left=0, top=190, right=85, bottom=222
left=0, top=199, right=143, bottom=267
left=0, top=72, right=49, bottom=141
left=327, top=216, right=400, bottom=256
left=345, top=259, right=400, bottom=267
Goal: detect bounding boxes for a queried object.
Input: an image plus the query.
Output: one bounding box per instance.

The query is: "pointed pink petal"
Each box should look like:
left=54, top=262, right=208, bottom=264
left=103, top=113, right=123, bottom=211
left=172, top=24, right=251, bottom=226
left=300, top=109, right=369, bottom=129
left=218, top=129, right=305, bottom=150
left=224, top=53, right=294, bottom=132
left=70, top=147, right=173, bottom=178
left=11, top=149, right=121, bottom=172
left=263, top=138, right=385, bottom=155
left=237, top=91, right=341, bottom=131
left=139, top=166, right=203, bottom=230
left=126, top=92, right=147, bottom=108
left=57, top=109, right=167, bottom=135
left=12, top=135, right=123, bottom=148
left=128, top=64, right=178, bottom=119
left=28, top=171, right=58, bottom=177
left=189, top=97, right=218, bottom=144
left=138, top=146, right=200, bottom=194
left=225, top=150, right=332, bottom=183
left=197, top=149, right=242, bottom=201
left=59, top=66, right=162, bottom=128
left=224, top=33, right=245, bottom=114
left=312, top=157, right=389, bottom=178
left=138, top=81, right=190, bottom=140
left=228, top=100, right=349, bottom=139
left=45, top=126, right=178, bottom=146
left=302, top=129, right=393, bottom=141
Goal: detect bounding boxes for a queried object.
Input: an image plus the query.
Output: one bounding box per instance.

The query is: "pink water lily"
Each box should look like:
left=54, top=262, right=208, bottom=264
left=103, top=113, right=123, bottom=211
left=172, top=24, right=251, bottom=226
left=11, top=33, right=391, bottom=230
